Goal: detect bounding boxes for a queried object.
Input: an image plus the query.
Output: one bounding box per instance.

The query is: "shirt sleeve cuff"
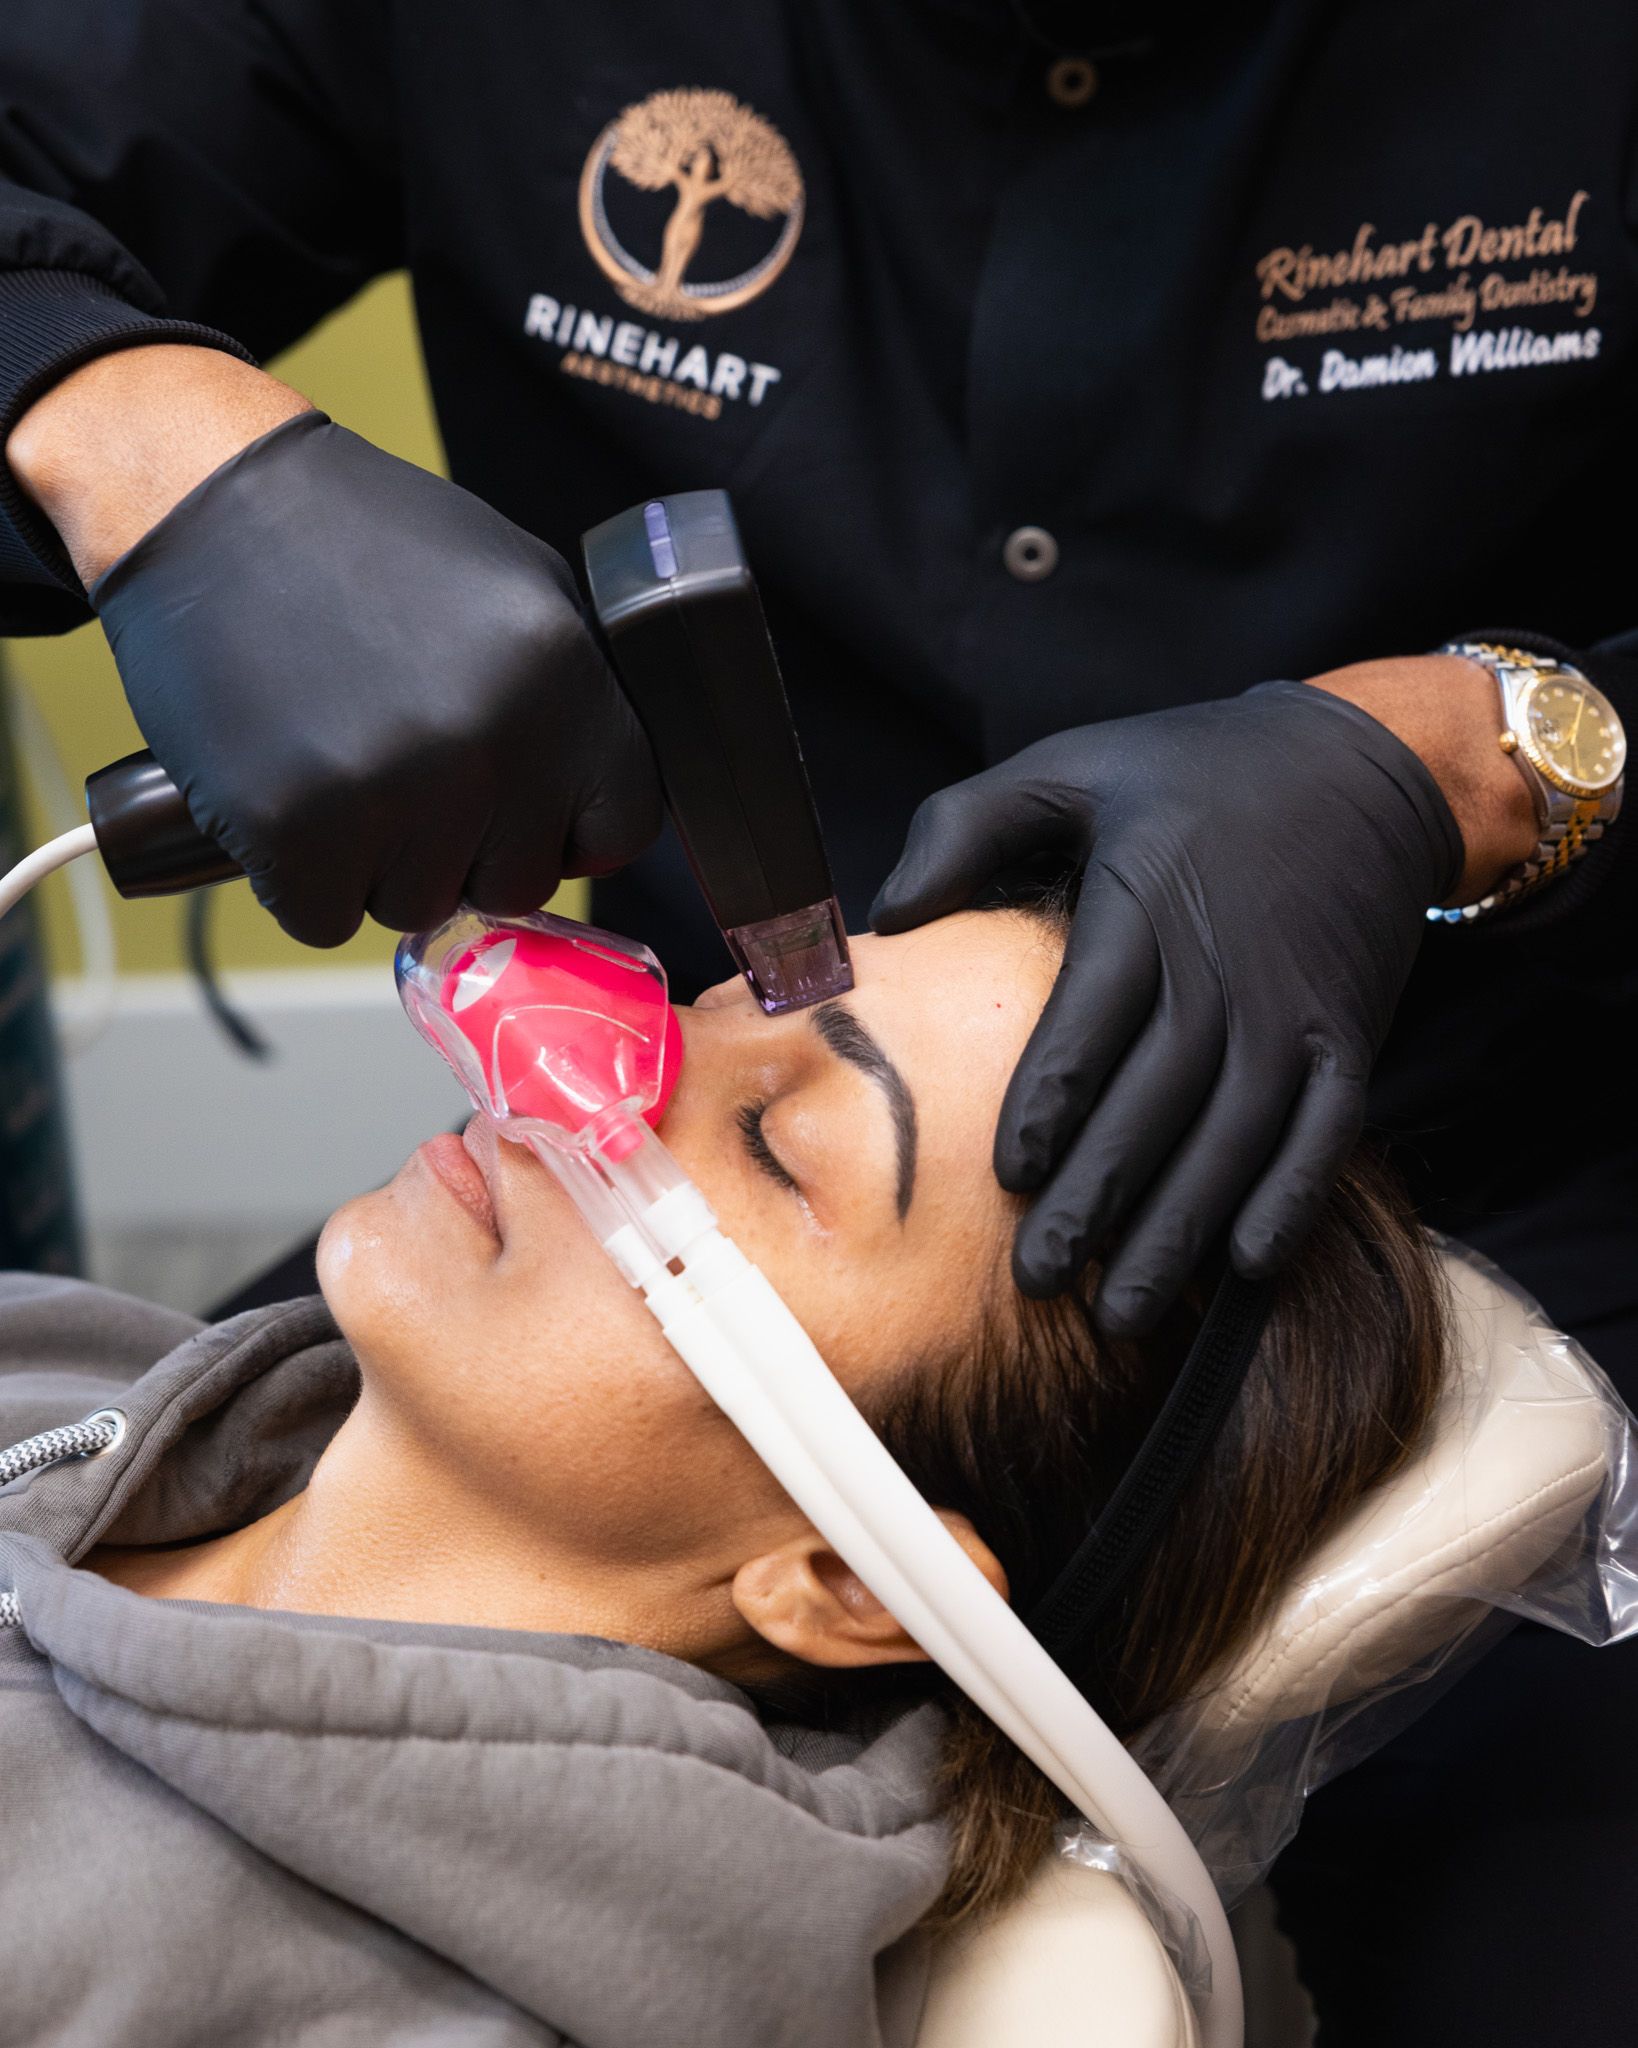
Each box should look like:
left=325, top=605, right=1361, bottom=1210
left=0, top=268, right=256, bottom=620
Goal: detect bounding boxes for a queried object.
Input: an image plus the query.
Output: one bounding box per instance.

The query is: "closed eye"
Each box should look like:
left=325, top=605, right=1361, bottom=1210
left=736, top=1100, right=799, bottom=1192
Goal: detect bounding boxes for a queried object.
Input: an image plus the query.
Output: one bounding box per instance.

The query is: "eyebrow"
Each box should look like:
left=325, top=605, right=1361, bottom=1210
left=809, top=1000, right=919, bottom=1221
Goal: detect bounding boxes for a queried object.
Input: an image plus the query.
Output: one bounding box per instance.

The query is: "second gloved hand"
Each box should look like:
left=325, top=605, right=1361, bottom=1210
left=91, top=411, right=661, bottom=945
left=871, top=684, right=1464, bottom=1329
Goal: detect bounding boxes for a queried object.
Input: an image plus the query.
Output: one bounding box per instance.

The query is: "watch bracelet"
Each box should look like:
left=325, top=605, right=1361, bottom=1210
left=1426, top=641, right=1622, bottom=925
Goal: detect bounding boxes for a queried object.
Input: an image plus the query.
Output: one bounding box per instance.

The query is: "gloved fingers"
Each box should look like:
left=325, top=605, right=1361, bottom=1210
left=465, top=772, right=660, bottom=912
left=870, top=763, right=1067, bottom=933
left=251, top=858, right=369, bottom=950
left=996, top=865, right=1161, bottom=1192
left=1229, top=1060, right=1366, bottom=1280
left=92, top=412, right=650, bottom=954
left=462, top=809, right=569, bottom=920
left=560, top=709, right=665, bottom=880
left=564, top=787, right=663, bottom=879
left=349, top=746, right=488, bottom=934
left=364, top=839, right=475, bottom=936
left=223, top=790, right=375, bottom=950
left=1009, top=945, right=1225, bottom=1298
left=1089, top=1063, right=1306, bottom=1337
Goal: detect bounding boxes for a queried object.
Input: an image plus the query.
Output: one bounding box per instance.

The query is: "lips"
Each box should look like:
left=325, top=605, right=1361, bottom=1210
left=420, top=1129, right=499, bottom=1241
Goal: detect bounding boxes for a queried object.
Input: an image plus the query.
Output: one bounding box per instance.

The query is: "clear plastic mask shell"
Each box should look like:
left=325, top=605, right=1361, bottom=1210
left=394, top=909, right=683, bottom=1153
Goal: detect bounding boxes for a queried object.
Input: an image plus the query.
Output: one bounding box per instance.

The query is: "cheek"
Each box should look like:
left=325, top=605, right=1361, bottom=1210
left=317, top=1168, right=528, bottom=1439
left=470, top=1252, right=780, bottom=1561
left=696, top=1181, right=998, bottom=1410
left=318, top=1168, right=627, bottom=1395
left=318, top=1171, right=771, bottom=1563
left=798, top=1251, right=990, bottom=1403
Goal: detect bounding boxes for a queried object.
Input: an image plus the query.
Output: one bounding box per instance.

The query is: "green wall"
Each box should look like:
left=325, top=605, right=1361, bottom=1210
left=2, top=273, right=568, bottom=977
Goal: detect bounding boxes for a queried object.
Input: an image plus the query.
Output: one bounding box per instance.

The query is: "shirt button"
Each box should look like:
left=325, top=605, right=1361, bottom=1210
left=1003, top=526, right=1060, bottom=582
left=1046, top=57, right=1099, bottom=108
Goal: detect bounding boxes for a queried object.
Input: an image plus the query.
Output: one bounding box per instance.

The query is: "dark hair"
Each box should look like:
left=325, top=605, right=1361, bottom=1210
left=781, top=900, right=1450, bottom=1928
left=874, top=1142, right=1447, bottom=1926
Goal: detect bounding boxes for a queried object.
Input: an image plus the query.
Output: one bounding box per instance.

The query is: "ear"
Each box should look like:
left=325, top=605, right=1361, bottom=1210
left=732, top=1513, right=1009, bottom=1670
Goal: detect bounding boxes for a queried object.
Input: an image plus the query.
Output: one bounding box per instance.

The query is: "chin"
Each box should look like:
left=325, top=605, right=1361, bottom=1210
left=314, top=1194, right=365, bottom=1303
left=314, top=1189, right=394, bottom=1325
left=315, top=1183, right=453, bottom=1340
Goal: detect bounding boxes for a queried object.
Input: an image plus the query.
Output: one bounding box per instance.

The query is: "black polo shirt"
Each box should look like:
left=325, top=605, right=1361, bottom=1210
left=1, top=1, right=1634, bottom=1336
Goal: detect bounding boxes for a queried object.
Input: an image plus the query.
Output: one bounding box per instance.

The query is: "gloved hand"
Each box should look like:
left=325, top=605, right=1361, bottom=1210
left=90, top=410, right=660, bottom=945
left=871, top=683, right=1463, bottom=1330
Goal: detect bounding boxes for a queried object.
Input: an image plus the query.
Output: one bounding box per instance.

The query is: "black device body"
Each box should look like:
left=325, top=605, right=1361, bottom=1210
left=83, top=490, right=850, bottom=1018
left=84, top=750, right=240, bottom=897
left=581, top=491, right=837, bottom=936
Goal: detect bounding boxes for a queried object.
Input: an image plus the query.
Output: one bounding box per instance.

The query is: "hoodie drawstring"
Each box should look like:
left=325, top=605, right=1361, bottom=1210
left=0, top=1409, right=126, bottom=1628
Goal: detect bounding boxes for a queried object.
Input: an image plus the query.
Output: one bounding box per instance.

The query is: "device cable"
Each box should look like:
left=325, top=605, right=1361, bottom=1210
left=0, top=823, right=98, bottom=922
left=1, top=676, right=120, bottom=1053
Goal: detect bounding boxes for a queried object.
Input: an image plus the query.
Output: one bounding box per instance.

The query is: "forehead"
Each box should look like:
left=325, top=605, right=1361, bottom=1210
left=845, top=910, right=1057, bottom=1102
left=839, top=908, right=1057, bottom=1271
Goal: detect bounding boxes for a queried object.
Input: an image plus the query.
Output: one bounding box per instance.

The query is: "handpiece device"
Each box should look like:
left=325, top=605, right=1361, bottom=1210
left=61, top=490, right=852, bottom=1016
left=581, top=491, right=851, bottom=1013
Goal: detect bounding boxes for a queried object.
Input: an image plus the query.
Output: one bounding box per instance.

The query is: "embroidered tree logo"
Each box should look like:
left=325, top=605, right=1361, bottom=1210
left=579, top=89, right=805, bottom=321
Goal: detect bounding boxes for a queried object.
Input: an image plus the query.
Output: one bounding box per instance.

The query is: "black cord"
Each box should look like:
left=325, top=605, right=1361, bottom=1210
left=184, top=888, right=273, bottom=1062
left=1026, top=1261, right=1277, bottom=1662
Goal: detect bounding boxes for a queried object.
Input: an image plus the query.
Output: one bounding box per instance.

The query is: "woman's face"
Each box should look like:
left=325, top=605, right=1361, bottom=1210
left=318, top=910, right=1057, bottom=1593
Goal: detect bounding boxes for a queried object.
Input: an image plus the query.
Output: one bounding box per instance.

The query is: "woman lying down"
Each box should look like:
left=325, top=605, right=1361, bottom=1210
left=0, top=903, right=1448, bottom=2048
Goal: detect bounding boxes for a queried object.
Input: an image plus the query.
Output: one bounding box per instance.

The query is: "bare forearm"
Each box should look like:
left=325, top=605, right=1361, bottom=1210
left=5, top=345, right=310, bottom=587
left=1306, top=654, right=1538, bottom=903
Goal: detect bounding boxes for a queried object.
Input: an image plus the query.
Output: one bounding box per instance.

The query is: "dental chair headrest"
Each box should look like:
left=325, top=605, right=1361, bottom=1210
left=915, top=1247, right=1613, bottom=2048
left=1188, top=1246, right=1609, bottom=1742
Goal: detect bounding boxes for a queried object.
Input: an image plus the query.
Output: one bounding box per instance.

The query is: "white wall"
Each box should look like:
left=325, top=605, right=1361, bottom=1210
left=55, top=968, right=469, bottom=1233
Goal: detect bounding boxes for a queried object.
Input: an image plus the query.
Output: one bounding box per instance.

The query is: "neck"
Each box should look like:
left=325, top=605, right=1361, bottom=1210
left=90, top=1383, right=740, bottom=1658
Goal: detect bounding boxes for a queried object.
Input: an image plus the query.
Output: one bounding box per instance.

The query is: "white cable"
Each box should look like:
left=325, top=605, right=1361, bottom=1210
left=2, top=675, right=119, bottom=1052
left=0, top=823, right=99, bottom=922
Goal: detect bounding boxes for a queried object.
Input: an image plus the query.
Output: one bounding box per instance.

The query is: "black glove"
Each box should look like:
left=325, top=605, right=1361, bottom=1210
left=91, top=411, right=660, bottom=945
left=871, top=683, right=1463, bottom=1330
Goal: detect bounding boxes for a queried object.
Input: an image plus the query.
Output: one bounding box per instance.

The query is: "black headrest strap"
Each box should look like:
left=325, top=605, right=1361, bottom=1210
left=1026, top=1266, right=1277, bottom=1663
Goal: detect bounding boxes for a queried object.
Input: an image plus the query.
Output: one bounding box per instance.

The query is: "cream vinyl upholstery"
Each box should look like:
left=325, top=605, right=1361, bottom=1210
left=913, top=1251, right=1609, bottom=2047
left=917, top=1852, right=1201, bottom=2048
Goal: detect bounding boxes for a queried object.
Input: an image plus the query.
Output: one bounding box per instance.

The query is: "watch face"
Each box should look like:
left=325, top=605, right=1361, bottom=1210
left=1521, top=674, right=1627, bottom=796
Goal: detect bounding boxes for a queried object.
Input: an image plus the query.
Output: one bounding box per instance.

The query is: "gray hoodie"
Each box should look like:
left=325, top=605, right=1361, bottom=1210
left=0, top=1274, right=949, bottom=2048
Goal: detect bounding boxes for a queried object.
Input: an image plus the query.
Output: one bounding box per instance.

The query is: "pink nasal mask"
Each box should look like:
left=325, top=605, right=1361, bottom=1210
left=396, top=911, right=683, bottom=1160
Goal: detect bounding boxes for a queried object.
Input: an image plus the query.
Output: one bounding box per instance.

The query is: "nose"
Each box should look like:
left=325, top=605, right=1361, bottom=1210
left=670, top=998, right=724, bottom=1078
left=667, top=989, right=802, bottom=1125
left=689, top=971, right=748, bottom=1012
left=673, top=984, right=789, bottom=1054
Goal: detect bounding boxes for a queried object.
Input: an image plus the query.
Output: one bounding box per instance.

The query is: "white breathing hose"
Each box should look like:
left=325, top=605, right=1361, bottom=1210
left=498, top=1081, right=1246, bottom=2046
left=0, top=822, right=99, bottom=922
left=638, top=1226, right=1245, bottom=2048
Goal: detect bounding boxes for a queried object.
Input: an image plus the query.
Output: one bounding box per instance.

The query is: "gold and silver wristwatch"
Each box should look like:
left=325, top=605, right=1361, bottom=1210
left=1430, top=641, right=1626, bottom=923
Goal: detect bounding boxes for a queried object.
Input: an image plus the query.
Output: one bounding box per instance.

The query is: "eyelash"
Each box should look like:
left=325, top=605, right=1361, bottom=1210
left=736, top=1100, right=799, bottom=1193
